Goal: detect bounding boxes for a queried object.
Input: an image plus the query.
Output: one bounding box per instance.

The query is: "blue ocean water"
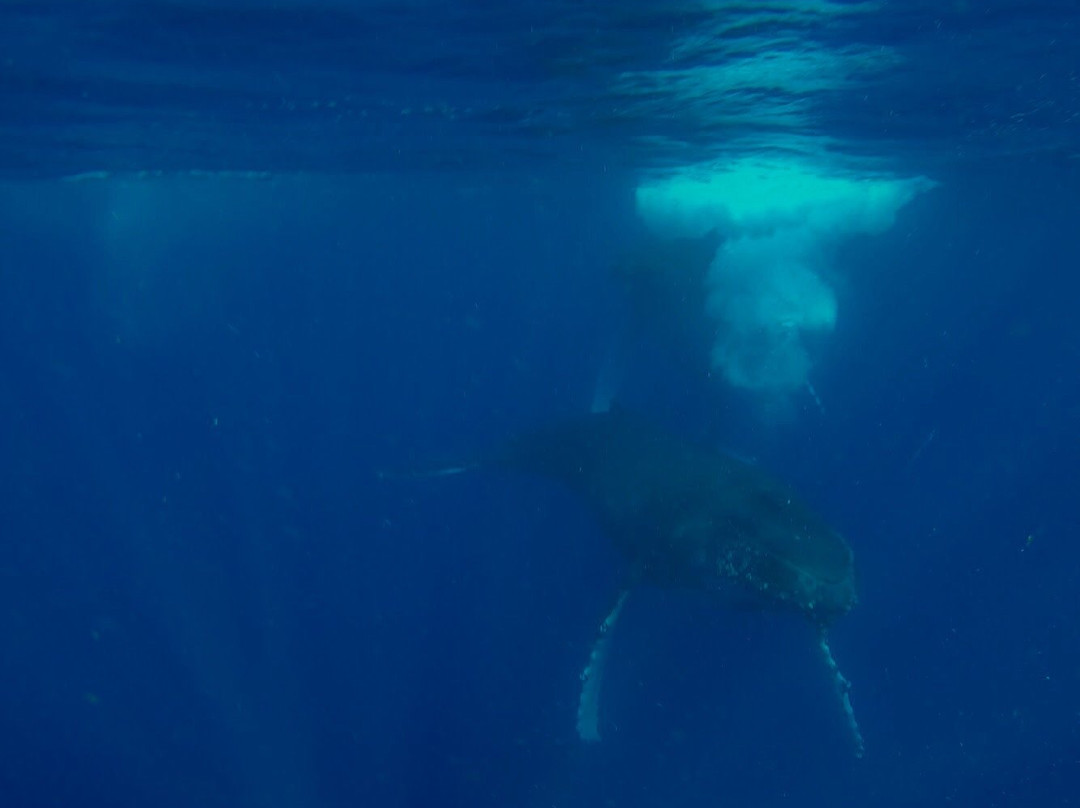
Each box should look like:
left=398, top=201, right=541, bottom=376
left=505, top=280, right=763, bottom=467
left=0, top=2, right=1078, bottom=807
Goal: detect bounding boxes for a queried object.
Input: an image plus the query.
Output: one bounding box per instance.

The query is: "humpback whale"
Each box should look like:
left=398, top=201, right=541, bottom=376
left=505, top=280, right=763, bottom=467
left=612, top=228, right=721, bottom=378
left=611, top=229, right=829, bottom=409
left=427, top=408, right=864, bottom=755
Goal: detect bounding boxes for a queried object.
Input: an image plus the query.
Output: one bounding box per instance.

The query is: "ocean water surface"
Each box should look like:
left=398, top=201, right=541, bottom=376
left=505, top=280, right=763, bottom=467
left=0, top=2, right=1077, bottom=807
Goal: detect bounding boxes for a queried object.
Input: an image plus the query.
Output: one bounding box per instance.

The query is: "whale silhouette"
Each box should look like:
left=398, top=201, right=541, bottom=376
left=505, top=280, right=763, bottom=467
left=425, top=408, right=865, bottom=755
left=612, top=228, right=722, bottom=378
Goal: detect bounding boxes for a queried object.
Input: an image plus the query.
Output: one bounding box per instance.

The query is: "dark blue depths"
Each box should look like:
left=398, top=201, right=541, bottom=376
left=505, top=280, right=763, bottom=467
left=1, top=158, right=1077, bottom=808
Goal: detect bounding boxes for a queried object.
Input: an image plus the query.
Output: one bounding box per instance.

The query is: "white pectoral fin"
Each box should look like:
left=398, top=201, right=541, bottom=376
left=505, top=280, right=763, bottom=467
left=377, top=462, right=477, bottom=481
left=818, top=629, right=865, bottom=758
left=576, top=589, right=630, bottom=742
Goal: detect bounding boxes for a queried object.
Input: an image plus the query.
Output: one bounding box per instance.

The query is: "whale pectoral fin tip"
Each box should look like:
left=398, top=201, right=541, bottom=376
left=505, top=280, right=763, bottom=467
left=576, top=589, right=631, bottom=744
left=818, top=631, right=866, bottom=758
left=378, top=463, right=477, bottom=481
left=577, top=725, right=601, bottom=743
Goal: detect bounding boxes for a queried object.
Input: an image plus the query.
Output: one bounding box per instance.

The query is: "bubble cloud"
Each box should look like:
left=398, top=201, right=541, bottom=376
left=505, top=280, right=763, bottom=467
left=636, top=159, right=935, bottom=395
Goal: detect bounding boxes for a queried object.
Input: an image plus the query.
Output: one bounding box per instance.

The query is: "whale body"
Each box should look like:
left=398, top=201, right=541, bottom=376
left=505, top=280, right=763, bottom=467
left=429, top=408, right=865, bottom=754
